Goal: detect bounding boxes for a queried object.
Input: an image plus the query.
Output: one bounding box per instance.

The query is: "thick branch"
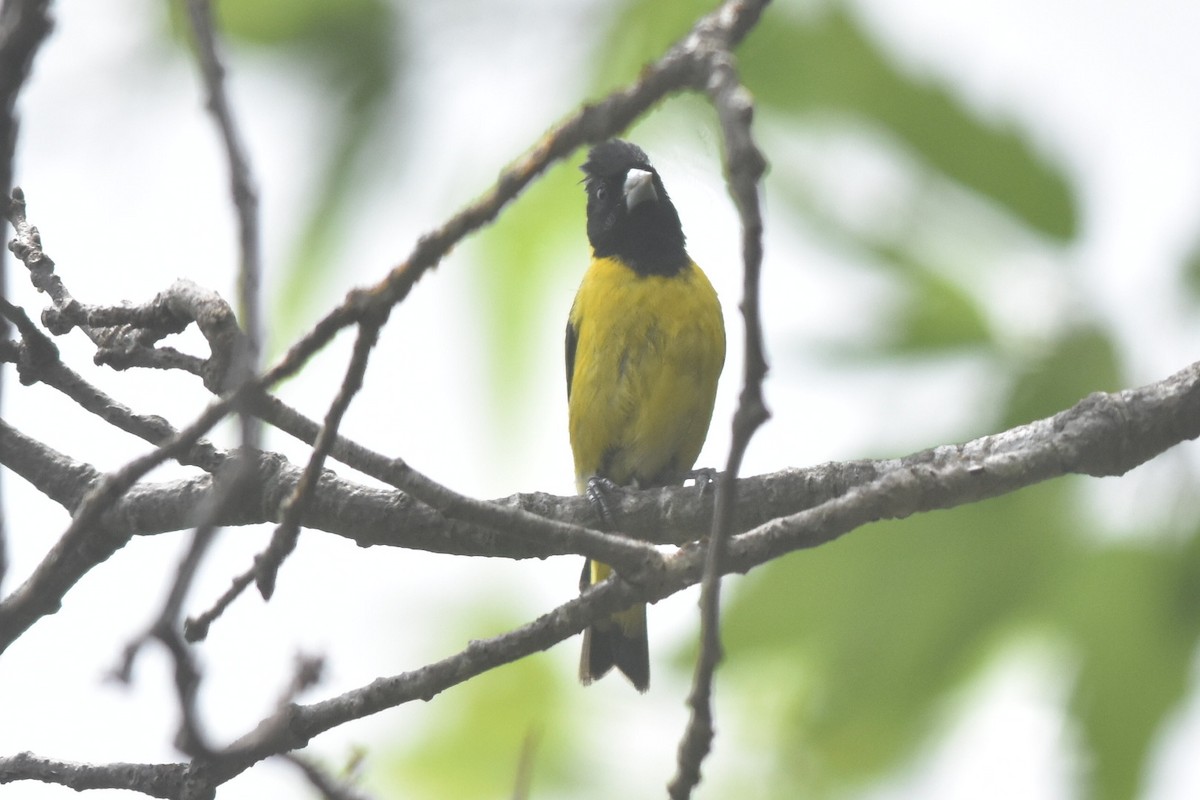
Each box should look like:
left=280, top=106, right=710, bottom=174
left=2, top=359, right=1196, bottom=565
left=0, top=752, right=192, bottom=799
left=724, top=363, right=1200, bottom=569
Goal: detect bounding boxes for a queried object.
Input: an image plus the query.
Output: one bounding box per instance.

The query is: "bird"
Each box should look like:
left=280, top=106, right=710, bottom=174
left=566, top=140, right=726, bottom=691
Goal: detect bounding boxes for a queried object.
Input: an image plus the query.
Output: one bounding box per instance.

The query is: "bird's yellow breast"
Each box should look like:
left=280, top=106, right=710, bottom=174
left=567, top=256, right=725, bottom=492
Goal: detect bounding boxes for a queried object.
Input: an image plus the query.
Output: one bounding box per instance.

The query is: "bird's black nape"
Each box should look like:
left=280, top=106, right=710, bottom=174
left=580, top=140, right=688, bottom=277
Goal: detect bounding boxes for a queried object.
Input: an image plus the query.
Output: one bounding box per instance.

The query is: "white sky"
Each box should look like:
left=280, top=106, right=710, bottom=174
left=2, top=0, right=1199, bottom=798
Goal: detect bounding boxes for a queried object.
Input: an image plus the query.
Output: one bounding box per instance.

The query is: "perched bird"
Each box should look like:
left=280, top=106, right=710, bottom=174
left=566, top=140, right=726, bottom=691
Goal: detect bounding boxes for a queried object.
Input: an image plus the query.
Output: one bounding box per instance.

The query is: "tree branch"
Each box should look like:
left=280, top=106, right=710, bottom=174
left=183, top=0, right=263, bottom=384
left=4, top=360, right=1197, bottom=559
left=671, top=18, right=771, bottom=796
left=0, top=752, right=192, bottom=799
left=723, top=362, right=1200, bottom=569
left=255, top=317, right=384, bottom=599
left=282, top=753, right=374, bottom=800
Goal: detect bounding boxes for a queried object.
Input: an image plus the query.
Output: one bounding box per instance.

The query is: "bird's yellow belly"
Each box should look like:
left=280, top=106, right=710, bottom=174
left=568, top=257, right=725, bottom=491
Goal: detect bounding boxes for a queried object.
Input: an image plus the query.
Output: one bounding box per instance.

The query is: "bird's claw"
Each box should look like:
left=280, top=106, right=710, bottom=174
left=585, top=475, right=621, bottom=529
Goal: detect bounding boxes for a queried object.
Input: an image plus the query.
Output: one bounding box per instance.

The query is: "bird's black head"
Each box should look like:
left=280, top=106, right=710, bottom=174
left=581, top=140, right=688, bottom=277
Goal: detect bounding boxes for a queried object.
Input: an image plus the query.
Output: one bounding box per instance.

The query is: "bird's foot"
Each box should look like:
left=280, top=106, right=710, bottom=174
left=584, top=475, right=622, bottom=529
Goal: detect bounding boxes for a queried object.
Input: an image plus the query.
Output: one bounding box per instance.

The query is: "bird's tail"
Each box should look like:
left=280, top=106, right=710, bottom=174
left=579, top=559, right=649, bottom=692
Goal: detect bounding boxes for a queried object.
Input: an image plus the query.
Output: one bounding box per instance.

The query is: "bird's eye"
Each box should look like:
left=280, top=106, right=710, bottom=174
left=594, top=184, right=607, bottom=201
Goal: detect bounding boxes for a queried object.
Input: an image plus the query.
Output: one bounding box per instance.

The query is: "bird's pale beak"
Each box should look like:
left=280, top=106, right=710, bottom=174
left=623, top=168, right=657, bottom=210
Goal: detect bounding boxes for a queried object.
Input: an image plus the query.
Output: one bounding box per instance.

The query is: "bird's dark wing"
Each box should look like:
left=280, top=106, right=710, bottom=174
left=565, top=317, right=579, bottom=399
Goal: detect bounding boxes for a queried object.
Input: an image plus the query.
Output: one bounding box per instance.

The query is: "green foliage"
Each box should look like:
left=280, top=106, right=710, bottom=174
left=214, top=0, right=391, bottom=57
left=378, top=609, right=580, bottom=799
left=718, top=479, right=1074, bottom=793
left=878, top=250, right=993, bottom=354
left=467, top=162, right=582, bottom=431
left=1002, top=326, right=1122, bottom=428
left=1060, top=535, right=1200, bottom=800
left=717, top=486, right=1200, bottom=798
left=597, top=1, right=1076, bottom=238
left=594, top=0, right=716, bottom=93
left=738, top=5, right=1076, bottom=240
left=1182, top=236, right=1200, bottom=304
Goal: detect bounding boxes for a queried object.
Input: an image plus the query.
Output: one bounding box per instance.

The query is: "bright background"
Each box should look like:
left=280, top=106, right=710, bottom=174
left=2, top=0, right=1200, bottom=798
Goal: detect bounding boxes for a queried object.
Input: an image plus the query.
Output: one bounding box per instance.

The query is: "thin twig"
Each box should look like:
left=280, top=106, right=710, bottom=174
left=669, top=19, right=771, bottom=799
left=38, top=278, right=246, bottom=392
left=182, top=567, right=254, bottom=642
left=255, top=317, right=384, bottom=599
left=8, top=187, right=127, bottom=352
left=0, top=385, right=255, bottom=654
left=282, top=754, right=373, bottom=800
left=171, top=4, right=265, bottom=740
left=183, top=0, right=262, bottom=369
left=8, top=192, right=249, bottom=393
left=0, top=296, right=58, bottom=385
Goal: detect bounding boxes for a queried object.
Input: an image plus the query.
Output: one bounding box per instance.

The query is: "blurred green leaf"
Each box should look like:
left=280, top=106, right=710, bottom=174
left=600, top=2, right=1077, bottom=238
left=716, top=479, right=1073, bottom=792
left=379, top=611, right=579, bottom=800
left=469, top=161, right=581, bottom=431
left=274, top=99, right=396, bottom=344
left=1182, top=237, right=1200, bottom=304
left=1058, top=531, right=1200, bottom=800
left=596, top=0, right=715, bottom=93
left=737, top=6, right=1077, bottom=240
left=259, top=0, right=403, bottom=345
left=1002, top=326, right=1122, bottom=428
left=215, top=0, right=387, bottom=52
left=882, top=251, right=992, bottom=353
